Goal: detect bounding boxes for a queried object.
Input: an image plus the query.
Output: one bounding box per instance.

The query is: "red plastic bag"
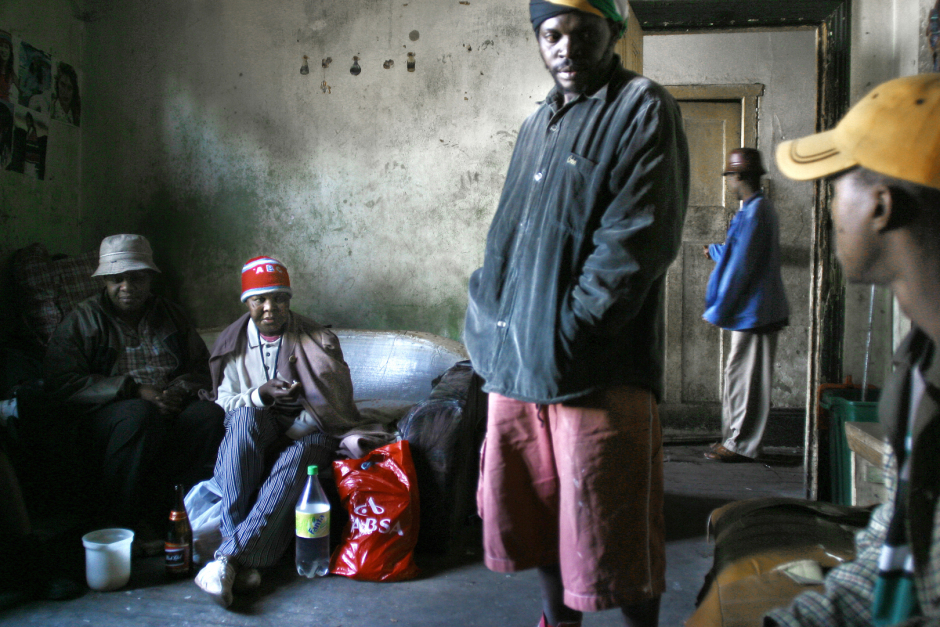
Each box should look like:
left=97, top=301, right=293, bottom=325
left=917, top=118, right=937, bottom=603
left=330, top=439, right=420, bottom=581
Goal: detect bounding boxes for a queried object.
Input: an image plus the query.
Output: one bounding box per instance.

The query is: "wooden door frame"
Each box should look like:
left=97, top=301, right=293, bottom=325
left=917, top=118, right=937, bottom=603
left=664, top=84, right=763, bottom=149
left=805, top=0, right=851, bottom=500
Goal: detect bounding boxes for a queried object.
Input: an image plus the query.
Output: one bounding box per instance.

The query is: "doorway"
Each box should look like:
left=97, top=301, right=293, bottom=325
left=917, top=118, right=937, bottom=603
left=640, top=5, right=850, bottom=496
left=659, top=85, right=763, bottom=434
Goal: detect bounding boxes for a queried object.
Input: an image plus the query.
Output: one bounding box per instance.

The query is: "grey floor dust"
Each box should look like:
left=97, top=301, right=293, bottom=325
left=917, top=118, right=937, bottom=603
left=0, top=444, right=804, bottom=627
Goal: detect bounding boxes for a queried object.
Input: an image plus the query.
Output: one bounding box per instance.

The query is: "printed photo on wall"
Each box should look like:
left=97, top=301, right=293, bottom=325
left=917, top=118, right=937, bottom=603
left=17, top=40, right=51, bottom=113
left=0, top=101, right=13, bottom=170
left=0, top=30, right=17, bottom=105
left=49, top=59, right=80, bottom=126
left=7, top=104, right=48, bottom=180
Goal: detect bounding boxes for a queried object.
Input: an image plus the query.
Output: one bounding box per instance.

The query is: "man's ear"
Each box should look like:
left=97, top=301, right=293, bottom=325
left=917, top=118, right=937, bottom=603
left=608, top=20, right=622, bottom=47
left=870, top=185, right=893, bottom=233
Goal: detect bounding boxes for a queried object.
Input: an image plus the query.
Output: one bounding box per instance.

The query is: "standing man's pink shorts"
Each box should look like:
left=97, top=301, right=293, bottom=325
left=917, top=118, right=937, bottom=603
left=477, top=384, right=665, bottom=613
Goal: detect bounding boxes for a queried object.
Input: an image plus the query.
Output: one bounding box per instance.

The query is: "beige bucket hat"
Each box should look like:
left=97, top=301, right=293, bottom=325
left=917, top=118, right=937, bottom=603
left=91, top=234, right=161, bottom=277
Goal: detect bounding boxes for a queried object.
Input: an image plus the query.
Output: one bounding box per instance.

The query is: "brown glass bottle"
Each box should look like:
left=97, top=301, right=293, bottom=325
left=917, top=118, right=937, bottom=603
left=165, top=484, right=193, bottom=578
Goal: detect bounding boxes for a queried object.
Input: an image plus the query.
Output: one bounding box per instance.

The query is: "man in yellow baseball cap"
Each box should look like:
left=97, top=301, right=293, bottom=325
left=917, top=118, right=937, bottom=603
left=769, top=73, right=940, bottom=626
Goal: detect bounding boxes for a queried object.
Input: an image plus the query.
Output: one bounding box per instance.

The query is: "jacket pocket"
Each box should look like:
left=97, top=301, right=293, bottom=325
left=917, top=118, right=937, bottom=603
left=549, top=152, right=598, bottom=235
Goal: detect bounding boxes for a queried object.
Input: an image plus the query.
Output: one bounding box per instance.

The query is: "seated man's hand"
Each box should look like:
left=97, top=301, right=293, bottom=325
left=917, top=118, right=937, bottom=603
left=138, top=384, right=162, bottom=403
left=258, top=379, right=302, bottom=405
left=137, top=385, right=185, bottom=414
left=138, top=384, right=179, bottom=415
left=157, top=386, right=188, bottom=414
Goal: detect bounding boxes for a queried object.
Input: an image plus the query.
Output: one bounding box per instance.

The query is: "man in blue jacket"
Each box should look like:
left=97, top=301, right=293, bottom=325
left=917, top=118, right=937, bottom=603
left=703, top=148, right=789, bottom=462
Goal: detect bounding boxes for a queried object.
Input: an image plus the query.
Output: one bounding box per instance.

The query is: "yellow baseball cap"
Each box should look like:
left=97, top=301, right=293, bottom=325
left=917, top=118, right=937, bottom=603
left=776, top=73, right=940, bottom=189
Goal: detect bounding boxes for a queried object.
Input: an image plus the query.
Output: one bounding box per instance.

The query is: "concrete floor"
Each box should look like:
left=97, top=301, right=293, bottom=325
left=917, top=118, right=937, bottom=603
left=0, top=444, right=804, bottom=627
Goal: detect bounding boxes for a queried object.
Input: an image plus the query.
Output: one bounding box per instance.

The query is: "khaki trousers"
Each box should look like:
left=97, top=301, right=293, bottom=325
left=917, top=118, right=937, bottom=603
left=721, top=329, right=779, bottom=458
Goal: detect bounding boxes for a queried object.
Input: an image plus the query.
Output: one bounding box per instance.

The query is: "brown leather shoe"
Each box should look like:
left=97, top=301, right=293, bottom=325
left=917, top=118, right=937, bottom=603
left=704, top=444, right=752, bottom=463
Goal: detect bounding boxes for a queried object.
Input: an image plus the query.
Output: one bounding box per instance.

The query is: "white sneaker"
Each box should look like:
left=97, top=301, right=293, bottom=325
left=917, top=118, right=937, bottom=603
left=195, top=557, right=236, bottom=608
left=233, top=567, right=261, bottom=593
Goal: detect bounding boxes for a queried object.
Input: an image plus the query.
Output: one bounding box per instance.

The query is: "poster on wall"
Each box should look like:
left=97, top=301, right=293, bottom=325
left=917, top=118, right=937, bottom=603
left=0, top=100, right=12, bottom=170
left=7, top=104, right=48, bottom=180
left=0, top=29, right=81, bottom=180
left=0, top=30, right=15, bottom=105
left=49, top=59, right=80, bottom=126
left=17, top=40, right=51, bottom=113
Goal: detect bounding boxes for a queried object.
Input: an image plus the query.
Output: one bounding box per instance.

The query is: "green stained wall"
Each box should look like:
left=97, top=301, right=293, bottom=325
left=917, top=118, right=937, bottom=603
left=0, top=2, right=83, bottom=257
left=78, top=0, right=549, bottom=337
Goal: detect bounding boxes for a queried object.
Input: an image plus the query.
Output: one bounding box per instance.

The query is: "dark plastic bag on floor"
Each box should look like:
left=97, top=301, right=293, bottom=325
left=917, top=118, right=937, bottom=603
left=398, top=361, right=486, bottom=555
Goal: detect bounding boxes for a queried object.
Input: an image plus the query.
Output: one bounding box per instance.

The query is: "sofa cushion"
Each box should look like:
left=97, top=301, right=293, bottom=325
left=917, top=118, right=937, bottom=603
left=13, top=243, right=99, bottom=350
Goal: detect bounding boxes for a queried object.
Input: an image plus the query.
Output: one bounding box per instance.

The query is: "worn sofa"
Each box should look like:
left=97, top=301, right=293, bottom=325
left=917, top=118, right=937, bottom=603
left=7, top=243, right=484, bottom=556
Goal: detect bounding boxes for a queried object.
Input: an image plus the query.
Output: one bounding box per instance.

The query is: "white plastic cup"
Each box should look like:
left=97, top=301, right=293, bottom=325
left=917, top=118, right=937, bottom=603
left=82, top=528, right=135, bottom=591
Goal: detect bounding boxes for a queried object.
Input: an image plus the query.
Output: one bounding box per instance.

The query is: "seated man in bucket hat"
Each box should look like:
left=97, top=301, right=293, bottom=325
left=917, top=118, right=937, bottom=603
left=44, top=234, right=224, bottom=541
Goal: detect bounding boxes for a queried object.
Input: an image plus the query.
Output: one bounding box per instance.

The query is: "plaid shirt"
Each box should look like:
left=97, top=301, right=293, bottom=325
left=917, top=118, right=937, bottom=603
left=115, top=313, right=178, bottom=388
left=765, top=328, right=940, bottom=627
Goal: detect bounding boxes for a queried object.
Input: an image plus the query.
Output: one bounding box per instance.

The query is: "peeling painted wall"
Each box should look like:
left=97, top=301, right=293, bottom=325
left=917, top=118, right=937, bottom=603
left=644, top=30, right=817, bottom=408
left=79, top=0, right=549, bottom=337
left=842, top=0, right=934, bottom=389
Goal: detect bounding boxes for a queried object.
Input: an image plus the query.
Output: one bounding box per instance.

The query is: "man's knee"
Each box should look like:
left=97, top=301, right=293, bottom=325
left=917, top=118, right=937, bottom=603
left=96, top=399, right=162, bottom=433
left=179, top=400, right=225, bottom=437
left=223, top=407, right=267, bottom=441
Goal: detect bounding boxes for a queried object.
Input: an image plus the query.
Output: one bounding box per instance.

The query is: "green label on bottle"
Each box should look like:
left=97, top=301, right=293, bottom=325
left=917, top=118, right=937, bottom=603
left=296, top=509, right=329, bottom=539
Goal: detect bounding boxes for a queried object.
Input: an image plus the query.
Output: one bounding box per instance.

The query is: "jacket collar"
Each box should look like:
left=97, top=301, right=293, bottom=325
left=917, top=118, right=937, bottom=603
left=96, top=289, right=173, bottom=338
left=245, top=318, right=284, bottom=349
left=883, top=327, right=940, bottom=449
left=890, top=327, right=940, bottom=572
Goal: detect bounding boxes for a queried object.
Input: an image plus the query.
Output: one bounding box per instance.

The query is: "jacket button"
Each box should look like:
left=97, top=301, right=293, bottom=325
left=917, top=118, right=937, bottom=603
left=533, top=172, right=543, bottom=182
left=497, top=321, right=507, bottom=328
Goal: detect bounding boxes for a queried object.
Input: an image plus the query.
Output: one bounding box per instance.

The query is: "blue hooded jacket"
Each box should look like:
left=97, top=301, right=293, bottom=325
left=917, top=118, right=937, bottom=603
left=704, top=192, right=789, bottom=331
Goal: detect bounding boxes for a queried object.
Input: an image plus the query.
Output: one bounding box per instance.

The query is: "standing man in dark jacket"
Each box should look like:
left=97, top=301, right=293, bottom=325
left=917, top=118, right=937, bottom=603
left=703, top=148, right=789, bottom=462
left=464, top=2, right=689, bottom=625
left=44, top=234, right=224, bottom=537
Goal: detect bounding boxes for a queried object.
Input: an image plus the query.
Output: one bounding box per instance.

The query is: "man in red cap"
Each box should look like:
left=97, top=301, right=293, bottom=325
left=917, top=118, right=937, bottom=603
left=464, top=1, right=689, bottom=625
left=195, top=256, right=391, bottom=607
left=765, top=73, right=940, bottom=627
left=702, top=148, right=790, bottom=463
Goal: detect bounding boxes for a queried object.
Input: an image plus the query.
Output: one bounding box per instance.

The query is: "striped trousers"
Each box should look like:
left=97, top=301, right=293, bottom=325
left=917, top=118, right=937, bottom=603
left=214, top=407, right=334, bottom=568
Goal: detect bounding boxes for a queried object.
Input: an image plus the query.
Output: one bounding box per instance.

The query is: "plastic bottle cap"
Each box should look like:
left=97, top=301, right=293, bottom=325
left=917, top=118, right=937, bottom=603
left=307, top=465, right=318, bottom=476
